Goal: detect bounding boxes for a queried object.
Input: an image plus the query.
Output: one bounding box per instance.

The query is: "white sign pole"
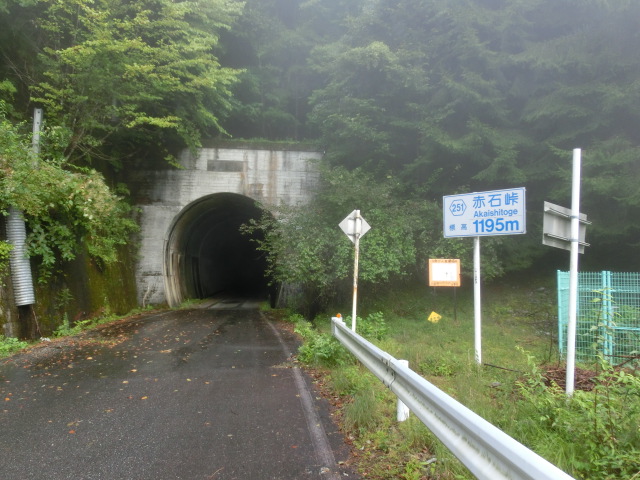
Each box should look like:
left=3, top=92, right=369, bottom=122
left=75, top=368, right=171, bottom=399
left=474, top=236, right=482, bottom=365
left=566, top=148, right=582, bottom=396
left=339, top=210, right=371, bottom=333
left=351, top=210, right=362, bottom=331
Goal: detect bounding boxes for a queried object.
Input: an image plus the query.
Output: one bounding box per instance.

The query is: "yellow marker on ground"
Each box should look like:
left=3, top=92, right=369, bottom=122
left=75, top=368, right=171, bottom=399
left=428, top=311, right=442, bottom=323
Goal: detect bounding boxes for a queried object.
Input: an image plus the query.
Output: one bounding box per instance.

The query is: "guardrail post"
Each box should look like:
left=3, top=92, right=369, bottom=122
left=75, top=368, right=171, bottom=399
left=397, top=359, right=410, bottom=422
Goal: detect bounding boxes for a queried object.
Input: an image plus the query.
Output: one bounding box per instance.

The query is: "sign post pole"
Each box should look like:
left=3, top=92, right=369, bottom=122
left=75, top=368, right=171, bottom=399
left=339, top=210, right=371, bottom=332
left=351, top=210, right=361, bottom=332
left=474, top=236, right=482, bottom=365
left=566, top=148, right=582, bottom=396
left=541, top=150, right=589, bottom=396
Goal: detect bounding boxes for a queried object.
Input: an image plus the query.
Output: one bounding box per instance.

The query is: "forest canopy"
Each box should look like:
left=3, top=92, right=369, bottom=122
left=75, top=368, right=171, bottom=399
left=219, top=0, right=640, bottom=272
left=1, top=0, right=639, bottom=287
left=0, top=0, right=243, bottom=277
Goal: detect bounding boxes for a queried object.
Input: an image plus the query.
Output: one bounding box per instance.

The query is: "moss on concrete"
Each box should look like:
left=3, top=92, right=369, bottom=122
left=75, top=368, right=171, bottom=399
left=26, top=243, right=139, bottom=337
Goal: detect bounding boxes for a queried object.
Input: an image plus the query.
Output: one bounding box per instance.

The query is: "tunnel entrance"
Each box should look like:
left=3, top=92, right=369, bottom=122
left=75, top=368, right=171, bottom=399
left=163, top=193, right=272, bottom=306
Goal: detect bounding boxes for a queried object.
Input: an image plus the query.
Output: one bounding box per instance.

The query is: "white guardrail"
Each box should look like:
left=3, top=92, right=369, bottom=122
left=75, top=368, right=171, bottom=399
left=331, top=317, right=575, bottom=480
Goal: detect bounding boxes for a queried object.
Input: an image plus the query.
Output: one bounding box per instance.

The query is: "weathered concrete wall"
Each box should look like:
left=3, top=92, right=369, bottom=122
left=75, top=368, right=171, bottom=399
left=130, top=147, right=321, bottom=306
left=0, top=244, right=138, bottom=339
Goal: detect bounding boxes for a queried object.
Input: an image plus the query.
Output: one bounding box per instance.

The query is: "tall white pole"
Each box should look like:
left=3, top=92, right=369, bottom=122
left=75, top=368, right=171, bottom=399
left=32, top=108, right=43, bottom=154
left=566, top=148, right=582, bottom=396
left=351, top=210, right=361, bottom=332
left=474, top=236, right=482, bottom=365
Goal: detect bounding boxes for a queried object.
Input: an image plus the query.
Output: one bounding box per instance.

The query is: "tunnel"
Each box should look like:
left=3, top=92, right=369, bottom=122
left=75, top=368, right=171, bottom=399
left=163, top=193, right=274, bottom=306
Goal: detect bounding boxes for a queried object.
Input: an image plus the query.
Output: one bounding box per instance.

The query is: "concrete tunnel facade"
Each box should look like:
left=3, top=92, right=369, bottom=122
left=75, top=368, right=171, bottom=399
left=131, top=147, right=321, bottom=307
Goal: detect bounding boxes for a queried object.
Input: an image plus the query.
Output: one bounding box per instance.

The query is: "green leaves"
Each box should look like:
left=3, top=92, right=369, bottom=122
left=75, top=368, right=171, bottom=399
left=244, top=163, right=507, bottom=315
left=0, top=109, right=137, bottom=282
left=309, top=36, right=429, bottom=173
left=517, top=364, right=640, bottom=479
left=0, top=0, right=247, bottom=283
left=29, top=0, right=244, bottom=165
left=301, top=0, right=640, bottom=268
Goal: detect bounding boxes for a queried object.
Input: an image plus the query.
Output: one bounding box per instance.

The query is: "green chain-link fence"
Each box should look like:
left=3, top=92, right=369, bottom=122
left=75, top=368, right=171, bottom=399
left=558, top=271, right=640, bottom=365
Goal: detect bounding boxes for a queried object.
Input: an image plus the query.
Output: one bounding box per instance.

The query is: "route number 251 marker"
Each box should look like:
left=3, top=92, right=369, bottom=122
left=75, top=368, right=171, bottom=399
left=443, top=188, right=526, bottom=365
left=443, top=187, right=526, bottom=238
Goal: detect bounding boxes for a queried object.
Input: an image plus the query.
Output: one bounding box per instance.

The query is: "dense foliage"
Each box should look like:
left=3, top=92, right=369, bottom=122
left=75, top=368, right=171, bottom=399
left=1, top=0, right=639, bottom=301
left=0, top=0, right=242, bottom=285
left=224, top=0, right=640, bottom=271
left=0, top=102, right=137, bottom=281
left=1, top=0, right=243, bottom=165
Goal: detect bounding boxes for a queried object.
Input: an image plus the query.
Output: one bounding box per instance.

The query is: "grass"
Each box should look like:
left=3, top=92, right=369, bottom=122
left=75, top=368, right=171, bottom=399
left=292, top=274, right=640, bottom=480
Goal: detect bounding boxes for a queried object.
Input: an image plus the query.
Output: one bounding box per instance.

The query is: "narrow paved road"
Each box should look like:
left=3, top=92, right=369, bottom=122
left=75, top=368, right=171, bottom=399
left=0, top=300, right=356, bottom=479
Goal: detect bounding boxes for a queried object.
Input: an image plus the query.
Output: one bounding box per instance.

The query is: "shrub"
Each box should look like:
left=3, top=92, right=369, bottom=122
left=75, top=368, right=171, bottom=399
left=293, top=315, right=350, bottom=367
left=0, top=335, right=28, bottom=357
left=350, top=311, right=389, bottom=341
left=516, top=361, right=640, bottom=479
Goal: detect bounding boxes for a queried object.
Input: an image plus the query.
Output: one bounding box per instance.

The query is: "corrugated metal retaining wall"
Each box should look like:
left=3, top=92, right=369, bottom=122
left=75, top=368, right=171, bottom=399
left=6, top=207, right=35, bottom=306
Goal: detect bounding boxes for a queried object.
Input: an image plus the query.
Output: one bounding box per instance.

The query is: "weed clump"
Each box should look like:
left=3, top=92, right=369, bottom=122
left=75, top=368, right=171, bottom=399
left=0, top=335, right=28, bottom=357
left=515, top=356, right=640, bottom=480
left=292, top=314, right=350, bottom=367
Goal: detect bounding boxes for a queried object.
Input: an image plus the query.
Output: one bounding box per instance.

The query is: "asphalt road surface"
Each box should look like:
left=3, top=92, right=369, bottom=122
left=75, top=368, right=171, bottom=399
left=0, top=299, right=357, bottom=479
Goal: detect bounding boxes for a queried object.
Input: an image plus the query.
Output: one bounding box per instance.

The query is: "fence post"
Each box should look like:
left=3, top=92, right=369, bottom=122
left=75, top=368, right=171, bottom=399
left=602, top=270, right=614, bottom=359
left=557, top=270, right=565, bottom=356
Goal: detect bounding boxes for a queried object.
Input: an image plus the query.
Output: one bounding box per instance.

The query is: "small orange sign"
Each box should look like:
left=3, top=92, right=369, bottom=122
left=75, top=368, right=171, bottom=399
left=428, top=259, right=461, bottom=287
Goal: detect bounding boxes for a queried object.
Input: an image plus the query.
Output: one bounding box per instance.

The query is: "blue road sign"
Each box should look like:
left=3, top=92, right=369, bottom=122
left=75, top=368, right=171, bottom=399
left=443, top=188, right=526, bottom=238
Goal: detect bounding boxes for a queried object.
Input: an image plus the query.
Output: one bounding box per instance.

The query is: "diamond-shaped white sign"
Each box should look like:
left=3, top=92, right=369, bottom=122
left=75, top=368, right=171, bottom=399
left=339, top=210, right=371, bottom=244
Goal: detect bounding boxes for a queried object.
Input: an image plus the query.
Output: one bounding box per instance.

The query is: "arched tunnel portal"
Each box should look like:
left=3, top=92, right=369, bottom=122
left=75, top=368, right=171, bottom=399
left=163, top=193, right=273, bottom=307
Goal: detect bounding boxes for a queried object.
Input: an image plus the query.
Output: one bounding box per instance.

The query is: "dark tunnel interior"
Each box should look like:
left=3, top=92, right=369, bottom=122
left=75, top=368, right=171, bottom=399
left=165, top=193, right=273, bottom=304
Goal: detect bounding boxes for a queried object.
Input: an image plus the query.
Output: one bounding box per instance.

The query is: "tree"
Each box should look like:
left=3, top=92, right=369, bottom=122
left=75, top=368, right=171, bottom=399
left=306, top=0, right=640, bottom=270
left=309, top=39, right=430, bottom=174
left=511, top=0, right=640, bottom=267
left=244, top=163, right=504, bottom=317
left=2, top=0, right=244, bottom=167
left=307, top=0, right=533, bottom=190
left=218, top=0, right=360, bottom=141
left=0, top=101, right=137, bottom=282
left=218, top=0, right=311, bottom=139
